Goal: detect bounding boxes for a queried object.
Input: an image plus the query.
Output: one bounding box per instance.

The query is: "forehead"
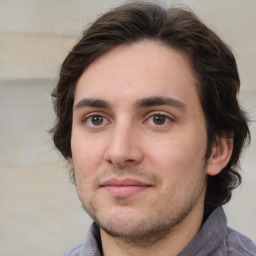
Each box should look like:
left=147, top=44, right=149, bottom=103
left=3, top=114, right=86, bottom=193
left=75, top=40, right=200, bottom=109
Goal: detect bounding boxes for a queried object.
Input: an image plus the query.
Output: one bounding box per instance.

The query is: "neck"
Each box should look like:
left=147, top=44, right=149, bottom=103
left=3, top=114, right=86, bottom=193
left=100, top=202, right=204, bottom=256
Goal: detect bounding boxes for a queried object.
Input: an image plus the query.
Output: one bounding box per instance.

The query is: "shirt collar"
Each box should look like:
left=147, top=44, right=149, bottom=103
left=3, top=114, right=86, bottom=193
left=82, top=206, right=227, bottom=256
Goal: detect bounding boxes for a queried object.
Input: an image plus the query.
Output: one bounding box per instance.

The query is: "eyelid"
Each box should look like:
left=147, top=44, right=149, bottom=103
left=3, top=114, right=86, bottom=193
left=144, top=111, right=175, bottom=126
left=81, top=110, right=109, bottom=120
left=81, top=111, right=111, bottom=127
left=145, top=111, right=175, bottom=120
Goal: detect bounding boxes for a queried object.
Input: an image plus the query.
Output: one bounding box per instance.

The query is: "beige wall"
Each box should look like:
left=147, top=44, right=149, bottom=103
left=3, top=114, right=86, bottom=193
left=0, top=0, right=255, bottom=255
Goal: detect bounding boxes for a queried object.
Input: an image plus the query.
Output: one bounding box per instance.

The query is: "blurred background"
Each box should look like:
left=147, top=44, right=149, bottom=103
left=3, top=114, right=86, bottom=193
left=0, top=0, right=255, bottom=255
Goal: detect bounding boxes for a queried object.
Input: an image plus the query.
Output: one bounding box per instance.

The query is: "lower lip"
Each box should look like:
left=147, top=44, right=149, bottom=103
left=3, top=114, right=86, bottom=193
left=103, top=185, right=150, bottom=197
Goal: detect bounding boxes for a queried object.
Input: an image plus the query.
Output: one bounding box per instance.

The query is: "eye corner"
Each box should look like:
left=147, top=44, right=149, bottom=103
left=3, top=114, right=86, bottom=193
left=80, top=112, right=112, bottom=130
left=144, top=112, right=175, bottom=127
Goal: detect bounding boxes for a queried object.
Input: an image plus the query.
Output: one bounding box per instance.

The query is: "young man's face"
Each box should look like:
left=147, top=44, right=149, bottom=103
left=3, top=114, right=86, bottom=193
left=71, top=41, right=212, bottom=240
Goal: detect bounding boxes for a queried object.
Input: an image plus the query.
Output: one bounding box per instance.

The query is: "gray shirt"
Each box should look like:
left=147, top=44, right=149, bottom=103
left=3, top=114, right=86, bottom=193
left=58, top=206, right=256, bottom=256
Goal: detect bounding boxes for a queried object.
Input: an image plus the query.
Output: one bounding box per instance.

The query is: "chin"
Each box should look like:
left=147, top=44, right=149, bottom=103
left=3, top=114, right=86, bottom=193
left=95, top=210, right=187, bottom=247
left=95, top=206, right=180, bottom=238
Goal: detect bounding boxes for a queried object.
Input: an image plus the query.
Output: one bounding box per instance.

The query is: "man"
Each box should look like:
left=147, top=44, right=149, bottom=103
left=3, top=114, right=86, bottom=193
left=51, top=2, right=256, bottom=255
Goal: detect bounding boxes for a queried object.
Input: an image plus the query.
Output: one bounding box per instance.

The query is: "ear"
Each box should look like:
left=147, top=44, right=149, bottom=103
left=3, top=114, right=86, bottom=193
left=206, top=136, right=233, bottom=176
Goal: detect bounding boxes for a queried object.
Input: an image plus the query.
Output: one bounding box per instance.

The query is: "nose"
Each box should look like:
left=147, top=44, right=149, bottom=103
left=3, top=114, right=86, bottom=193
left=104, top=123, right=143, bottom=169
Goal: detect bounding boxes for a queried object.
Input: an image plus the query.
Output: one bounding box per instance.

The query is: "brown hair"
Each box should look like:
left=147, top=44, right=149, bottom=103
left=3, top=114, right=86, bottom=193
left=51, top=2, right=250, bottom=205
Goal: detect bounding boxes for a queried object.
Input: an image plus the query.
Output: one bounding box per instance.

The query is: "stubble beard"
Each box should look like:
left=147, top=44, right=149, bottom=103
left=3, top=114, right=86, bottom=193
left=77, top=164, right=207, bottom=248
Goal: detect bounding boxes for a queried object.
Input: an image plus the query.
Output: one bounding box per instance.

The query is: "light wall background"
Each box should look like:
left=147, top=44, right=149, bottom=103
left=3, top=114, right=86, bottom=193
left=0, top=0, right=255, bottom=255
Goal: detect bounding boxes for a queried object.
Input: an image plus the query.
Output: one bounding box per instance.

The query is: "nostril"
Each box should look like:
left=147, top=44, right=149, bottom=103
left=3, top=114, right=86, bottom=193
left=106, top=159, right=113, bottom=165
left=103, top=141, right=143, bottom=167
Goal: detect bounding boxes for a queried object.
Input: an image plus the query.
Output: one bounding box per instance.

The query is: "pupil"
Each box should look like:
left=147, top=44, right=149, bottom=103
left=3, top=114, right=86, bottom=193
left=92, top=116, right=103, bottom=125
left=153, top=115, right=165, bottom=125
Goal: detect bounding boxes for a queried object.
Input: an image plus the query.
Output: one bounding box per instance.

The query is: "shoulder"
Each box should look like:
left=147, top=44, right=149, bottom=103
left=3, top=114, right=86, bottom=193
left=221, top=227, right=256, bottom=256
left=58, top=242, right=84, bottom=256
left=57, top=223, right=101, bottom=256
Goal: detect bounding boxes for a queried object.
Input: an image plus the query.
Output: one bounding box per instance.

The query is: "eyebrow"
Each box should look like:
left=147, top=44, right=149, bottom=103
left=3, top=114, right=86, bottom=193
left=135, top=96, right=186, bottom=111
left=74, top=96, right=185, bottom=112
left=74, top=99, right=111, bottom=110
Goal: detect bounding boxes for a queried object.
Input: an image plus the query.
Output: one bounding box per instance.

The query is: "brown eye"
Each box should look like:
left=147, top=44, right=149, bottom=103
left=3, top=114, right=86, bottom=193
left=153, top=115, right=166, bottom=125
left=90, top=115, right=104, bottom=126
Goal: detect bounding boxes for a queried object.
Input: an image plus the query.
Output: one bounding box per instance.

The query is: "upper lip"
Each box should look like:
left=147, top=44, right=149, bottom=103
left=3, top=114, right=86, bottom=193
left=100, top=178, right=151, bottom=187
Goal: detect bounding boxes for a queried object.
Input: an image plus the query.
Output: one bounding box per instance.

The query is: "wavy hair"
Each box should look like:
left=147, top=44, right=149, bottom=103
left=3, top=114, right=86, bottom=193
left=51, top=2, right=250, bottom=205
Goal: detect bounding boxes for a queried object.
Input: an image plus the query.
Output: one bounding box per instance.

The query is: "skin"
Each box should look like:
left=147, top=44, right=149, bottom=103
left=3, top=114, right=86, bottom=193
left=71, top=41, right=232, bottom=256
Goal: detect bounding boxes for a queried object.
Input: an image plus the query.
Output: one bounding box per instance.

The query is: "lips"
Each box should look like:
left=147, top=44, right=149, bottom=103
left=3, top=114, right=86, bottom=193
left=100, top=178, right=151, bottom=197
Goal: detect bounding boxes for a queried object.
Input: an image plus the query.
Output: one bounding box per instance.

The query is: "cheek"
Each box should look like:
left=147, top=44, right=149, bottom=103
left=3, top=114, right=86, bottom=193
left=71, top=140, right=100, bottom=199
left=71, top=135, right=105, bottom=178
left=147, top=133, right=206, bottom=174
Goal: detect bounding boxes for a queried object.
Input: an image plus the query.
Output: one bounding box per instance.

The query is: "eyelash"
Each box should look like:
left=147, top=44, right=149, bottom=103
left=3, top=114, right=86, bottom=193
left=81, top=112, right=174, bottom=129
left=145, top=112, right=174, bottom=126
left=82, top=114, right=110, bottom=128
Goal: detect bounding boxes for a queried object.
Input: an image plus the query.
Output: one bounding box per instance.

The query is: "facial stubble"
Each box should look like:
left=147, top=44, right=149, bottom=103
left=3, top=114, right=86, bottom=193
left=75, top=163, right=207, bottom=248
